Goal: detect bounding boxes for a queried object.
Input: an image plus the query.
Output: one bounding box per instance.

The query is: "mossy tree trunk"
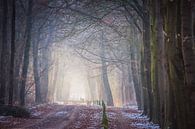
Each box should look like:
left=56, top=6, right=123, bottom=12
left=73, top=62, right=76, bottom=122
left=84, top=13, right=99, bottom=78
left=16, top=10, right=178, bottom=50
left=150, top=0, right=161, bottom=124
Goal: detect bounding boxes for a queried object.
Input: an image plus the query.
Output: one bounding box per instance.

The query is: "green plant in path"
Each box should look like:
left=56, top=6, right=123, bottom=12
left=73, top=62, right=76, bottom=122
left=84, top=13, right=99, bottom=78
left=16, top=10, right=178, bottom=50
left=102, top=100, right=108, bottom=129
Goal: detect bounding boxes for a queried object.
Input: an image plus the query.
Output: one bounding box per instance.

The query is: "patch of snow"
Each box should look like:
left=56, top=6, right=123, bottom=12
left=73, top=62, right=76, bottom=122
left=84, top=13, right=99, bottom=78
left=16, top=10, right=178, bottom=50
left=55, top=111, right=68, bottom=117
left=0, top=116, right=6, bottom=119
left=131, top=122, right=160, bottom=129
left=0, top=116, right=12, bottom=123
left=28, top=106, right=36, bottom=110
left=0, top=116, right=12, bottom=120
left=122, top=112, right=148, bottom=119
left=123, top=105, right=138, bottom=109
left=32, top=111, right=43, bottom=117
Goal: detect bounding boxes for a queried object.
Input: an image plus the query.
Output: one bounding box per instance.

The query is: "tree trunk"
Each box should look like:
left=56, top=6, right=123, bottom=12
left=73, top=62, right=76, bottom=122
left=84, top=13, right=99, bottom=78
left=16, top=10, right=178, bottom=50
left=130, top=30, right=142, bottom=109
left=40, top=45, right=49, bottom=102
left=181, top=0, right=195, bottom=127
left=20, top=0, right=33, bottom=106
left=33, top=31, right=42, bottom=104
left=164, top=0, right=188, bottom=128
left=142, top=0, right=152, bottom=117
left=8, top=0, right=16, bottom=105
left=100, top=31, right=113, bottom=106
left=150, top=0, right=161, bottom=123
left=0, top=0, right=8, bottom=105
left=40, top=27, right=53, bottom=102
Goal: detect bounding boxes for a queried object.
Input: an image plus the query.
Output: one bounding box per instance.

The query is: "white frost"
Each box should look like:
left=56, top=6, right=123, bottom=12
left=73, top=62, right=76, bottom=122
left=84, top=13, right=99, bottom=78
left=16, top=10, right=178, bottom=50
left=32, top=111, right=43, bottom=117
left=131, top=122, right=160, bottom=129
left=122, top=112, right=148, bottom=119
left=55, top=111, right=68, bottom=117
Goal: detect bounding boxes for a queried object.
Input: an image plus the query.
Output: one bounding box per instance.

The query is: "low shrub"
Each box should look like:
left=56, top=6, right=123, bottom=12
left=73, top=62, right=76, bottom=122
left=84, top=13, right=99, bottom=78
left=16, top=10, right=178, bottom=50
left=0, top=105, right=30, bottom=118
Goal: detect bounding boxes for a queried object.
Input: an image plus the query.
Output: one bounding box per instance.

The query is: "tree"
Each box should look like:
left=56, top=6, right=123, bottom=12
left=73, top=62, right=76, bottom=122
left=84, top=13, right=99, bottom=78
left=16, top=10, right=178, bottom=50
left=8, top=0, right=16, bottom=106
left=0, top=0, right=8, bottom=105
left=181, top=0, right=195, bottom=127
left=20, top=0, right=33, bottom=106
left=32, top=30, right=42, bottom=103
left=100, top=30, right=114, bottom=106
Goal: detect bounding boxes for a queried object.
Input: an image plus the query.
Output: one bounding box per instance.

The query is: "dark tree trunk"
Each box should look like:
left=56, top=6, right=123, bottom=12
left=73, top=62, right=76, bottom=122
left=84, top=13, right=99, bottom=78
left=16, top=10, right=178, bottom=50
left=150, top=0, right=161, bottom=123
left=33, top=31, right=42, bottom=104
left=142, top=0, right=152, bottom=117
left=13, top=43, right=24, bottom=103
left=181, top=0, right=195, bottom=127
left=20, top=0, right=33, bottom=106
left=155, top=0, right=166, bottom=126
left=164, top=0, right=188, bottom=128
left=0, top=0, right=8, bottom=105
left=8, top=0, right=16, bottom=106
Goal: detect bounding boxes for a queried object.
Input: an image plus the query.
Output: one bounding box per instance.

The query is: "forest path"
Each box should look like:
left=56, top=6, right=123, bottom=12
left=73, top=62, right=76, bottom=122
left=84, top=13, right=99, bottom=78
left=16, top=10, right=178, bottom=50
left=0, top=104, right=160, bottom=129
left=23, top=105, right=78, bottom=129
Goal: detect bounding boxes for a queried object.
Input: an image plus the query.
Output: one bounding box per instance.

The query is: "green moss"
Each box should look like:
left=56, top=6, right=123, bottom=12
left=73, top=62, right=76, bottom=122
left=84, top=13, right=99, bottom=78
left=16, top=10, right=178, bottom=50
left=102, top=101, right=108, bottom=129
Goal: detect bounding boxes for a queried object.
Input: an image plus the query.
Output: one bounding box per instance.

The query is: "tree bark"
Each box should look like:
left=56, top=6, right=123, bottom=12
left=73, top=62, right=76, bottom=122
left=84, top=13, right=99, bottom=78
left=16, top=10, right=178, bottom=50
left=100, top=31, right=114, bottom=106
left=181, top=0, right=195, bottom=127
left=150, top=0, right=161, bottom=123
left=20, top=0, right=33, bottom=106
left=0, top=0, right=8, bottom=105
left=33, top=31, right=42, bottom=104
left=8, top=0, right=16, bottom=106
left=142, top=0, right=152, bottom=117
left=130, top=29, right=142, bottom=109
left=164, top=0, right=188, bottom=128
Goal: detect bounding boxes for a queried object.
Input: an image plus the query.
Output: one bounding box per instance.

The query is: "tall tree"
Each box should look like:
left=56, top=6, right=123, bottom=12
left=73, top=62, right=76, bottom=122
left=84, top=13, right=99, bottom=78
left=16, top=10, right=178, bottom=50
left=141, top=0, right=152, bottom=117
left=163, top=0, right=188, bottom=128
left=181, top=0, right=195, bottom=127
left=0, top=0, right=8, bottom=105
left=20, top=0, right=33, bottom=106
left=100, top=31, right=114, bottom=106
left=33, top=30, right=42, bottom=103
left=8, top=0, right=16, bottom=105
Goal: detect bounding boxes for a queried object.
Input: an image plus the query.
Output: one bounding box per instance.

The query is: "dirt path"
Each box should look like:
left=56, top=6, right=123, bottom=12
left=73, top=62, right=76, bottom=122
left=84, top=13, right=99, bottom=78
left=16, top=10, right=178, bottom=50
left=0, top=104, right=78, bottom=129
left=23, top=105, right=78, bottom=129
left=0, top=105, right=160, bottom=129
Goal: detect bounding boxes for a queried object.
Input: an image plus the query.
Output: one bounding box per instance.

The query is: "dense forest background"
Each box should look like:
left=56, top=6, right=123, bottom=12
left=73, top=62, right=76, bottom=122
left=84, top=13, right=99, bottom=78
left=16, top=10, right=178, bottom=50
left=0, top=0, right=194, bottom=129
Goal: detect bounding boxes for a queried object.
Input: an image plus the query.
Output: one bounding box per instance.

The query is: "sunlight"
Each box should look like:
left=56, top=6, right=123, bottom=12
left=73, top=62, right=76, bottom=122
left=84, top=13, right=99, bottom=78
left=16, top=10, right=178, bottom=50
left=68, top=69, right=88, bottom=101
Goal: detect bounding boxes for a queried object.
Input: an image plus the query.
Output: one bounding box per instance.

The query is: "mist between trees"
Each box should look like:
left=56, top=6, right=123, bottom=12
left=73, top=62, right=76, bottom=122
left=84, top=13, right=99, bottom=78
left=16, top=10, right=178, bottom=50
left=0, top=0, right=195, bottom=129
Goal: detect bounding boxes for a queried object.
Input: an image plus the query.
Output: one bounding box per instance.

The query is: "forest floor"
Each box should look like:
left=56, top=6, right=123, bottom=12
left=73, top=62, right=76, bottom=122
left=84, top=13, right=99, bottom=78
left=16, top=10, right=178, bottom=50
left=0, top=104, right=160, bottom=129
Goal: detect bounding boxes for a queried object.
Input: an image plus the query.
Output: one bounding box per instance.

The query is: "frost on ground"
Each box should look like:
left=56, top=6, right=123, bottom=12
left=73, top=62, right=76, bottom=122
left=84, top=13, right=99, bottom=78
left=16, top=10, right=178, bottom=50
left=122, top=111, right=160, bottom=129
left=121, top=111, right=148, bottom=119
left=55, top=111, right=68, bottom=117
left=131, top=122, right=160, bottom=129
left=107, top=107, right=160, bottom=129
